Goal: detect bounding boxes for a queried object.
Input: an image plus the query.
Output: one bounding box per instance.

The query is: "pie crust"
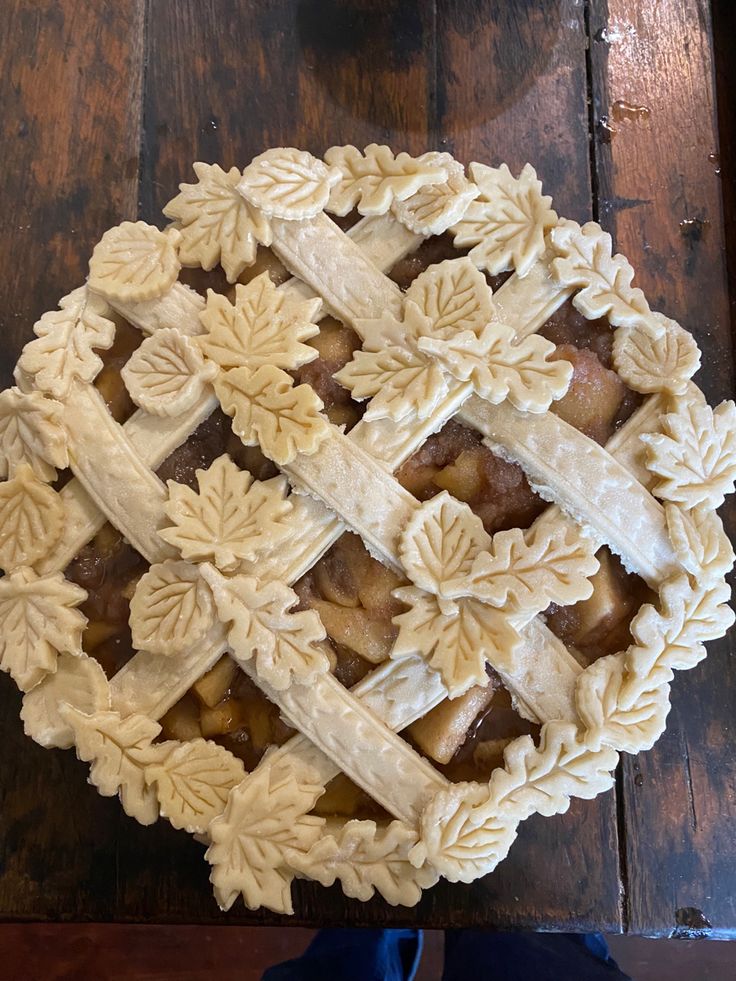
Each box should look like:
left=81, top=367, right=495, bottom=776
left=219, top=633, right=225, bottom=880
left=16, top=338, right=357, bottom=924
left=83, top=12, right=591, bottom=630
left=3, top=145, right=734, bottom=915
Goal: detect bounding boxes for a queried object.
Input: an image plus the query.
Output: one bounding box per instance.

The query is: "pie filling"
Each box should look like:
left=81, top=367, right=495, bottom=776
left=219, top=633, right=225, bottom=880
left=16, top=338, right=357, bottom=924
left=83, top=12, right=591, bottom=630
left=65, top=237, right=648, bottom=819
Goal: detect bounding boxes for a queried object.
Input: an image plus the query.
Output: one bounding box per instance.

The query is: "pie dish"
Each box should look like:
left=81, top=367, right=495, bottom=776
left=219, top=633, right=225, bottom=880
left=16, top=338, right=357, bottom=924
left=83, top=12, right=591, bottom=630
left=1, top=145, right=734, bottom=914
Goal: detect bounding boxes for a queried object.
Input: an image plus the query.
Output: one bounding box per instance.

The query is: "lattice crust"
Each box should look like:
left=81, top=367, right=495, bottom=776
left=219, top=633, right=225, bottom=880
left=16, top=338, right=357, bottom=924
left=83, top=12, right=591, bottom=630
left=3, top=147, right=734, bottom=917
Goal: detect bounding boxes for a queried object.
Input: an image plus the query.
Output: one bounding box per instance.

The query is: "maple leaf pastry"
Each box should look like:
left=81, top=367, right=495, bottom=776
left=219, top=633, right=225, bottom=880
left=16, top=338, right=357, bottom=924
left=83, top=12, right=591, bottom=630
left=1, top=145, right=734, bottom=914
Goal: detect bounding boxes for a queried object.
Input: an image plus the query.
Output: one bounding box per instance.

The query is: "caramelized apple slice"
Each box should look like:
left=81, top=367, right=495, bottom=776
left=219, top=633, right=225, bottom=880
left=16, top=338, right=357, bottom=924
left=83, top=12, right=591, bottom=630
left=311, top=599, right=396, bottom=663
left=408, top=680, right=497, bottom=764
left=160, top=693, right=202, bottom=741
left=549, top=344, right=628, bottom=444
left=200, top=697, right=247, bottom=738
left=193, top=655, right=239, bottom=708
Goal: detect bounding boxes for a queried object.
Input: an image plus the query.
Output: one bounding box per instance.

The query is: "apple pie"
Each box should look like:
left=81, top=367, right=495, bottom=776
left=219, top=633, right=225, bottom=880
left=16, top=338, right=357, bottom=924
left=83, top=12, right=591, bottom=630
left=1, top=145, right=734, bottom=913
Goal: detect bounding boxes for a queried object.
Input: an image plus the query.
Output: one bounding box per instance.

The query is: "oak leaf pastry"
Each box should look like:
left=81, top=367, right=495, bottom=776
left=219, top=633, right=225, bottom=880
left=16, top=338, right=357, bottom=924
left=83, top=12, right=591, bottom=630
left=2, top=145, right=733, bottom=915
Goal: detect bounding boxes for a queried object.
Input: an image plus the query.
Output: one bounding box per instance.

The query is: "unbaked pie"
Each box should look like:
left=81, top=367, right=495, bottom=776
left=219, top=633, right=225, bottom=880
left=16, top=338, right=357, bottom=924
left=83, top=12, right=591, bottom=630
left=1, top=145, right=734, bottom=913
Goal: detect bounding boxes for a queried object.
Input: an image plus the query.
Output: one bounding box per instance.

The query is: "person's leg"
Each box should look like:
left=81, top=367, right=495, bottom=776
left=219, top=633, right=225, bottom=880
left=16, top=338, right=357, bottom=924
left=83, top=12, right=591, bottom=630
left=263, top=927, right=424, bottom=981
left=441, top=930, right=633, bottom=981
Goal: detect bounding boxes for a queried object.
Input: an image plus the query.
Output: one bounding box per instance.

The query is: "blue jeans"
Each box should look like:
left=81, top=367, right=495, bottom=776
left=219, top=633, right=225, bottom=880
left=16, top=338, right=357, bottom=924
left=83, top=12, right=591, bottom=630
left=262, top=928, right=633, bottom=980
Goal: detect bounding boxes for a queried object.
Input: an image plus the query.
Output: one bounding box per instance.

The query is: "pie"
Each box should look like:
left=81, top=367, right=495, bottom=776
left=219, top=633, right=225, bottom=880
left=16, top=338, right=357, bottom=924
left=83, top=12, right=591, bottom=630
left=1, top=145, right=734, bottom=914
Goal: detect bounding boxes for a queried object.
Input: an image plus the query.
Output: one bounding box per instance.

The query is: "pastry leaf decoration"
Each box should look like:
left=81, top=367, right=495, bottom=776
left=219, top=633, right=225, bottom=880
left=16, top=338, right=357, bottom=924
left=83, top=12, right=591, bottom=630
left=0, top=567, right=87, bottom=691
left=626, top=573, right=734, bottom=691
left=451, top=162, right=558, bottom=277
left=17, top=287, right=116, bottom=399
left=62, top=708, right=165, bottom=825
left=392, top=586, right=521, bottom=696
left=664, top=503, right=735, bottom=581
left=404, top=257, right=494, bottom=339
left=144, top=739, right=245, bottom=834
left=121, top=327, right=217, bottom=417
left=394, top=495, right=596, bottom=693
left=391, top=153, right=479, bottom=236
left=612, top=314, right=701, bottom=396
left=0, top=464, right=64, bottom=571
left=418, top=320, right=572, bottom=413
left=463, top=523, right=599, bottom=614
left=215, top=365, right=331, bottom=466
left=198, top=273, right=320, bottom=372
left=63, top=708, right=245, bottom=833
left=398, top=494, right=598, bottom=613
left=575, top=654, right=671, bottom=754
left=163, top=162, right=271, bottom=283
left=0, top=388, right=68, bottom=481
left=207, top=760, right=326, bottom=913
left=488, top=722, right=619, bottom=818
left=296, top=820, right=439, bottom=906
left=20, top=652, right=110, bottom=749
left=340, top=258, right=572, bottom=421
left=324, top=144, right=448, bottom=216
left=88, top=221, right=181, bottom=302
left=238, top=148, right=341, bottom=220
left=129, top=559, right=216, bottom=656
left=550, top=220, right=652, bottom=325
left=398, top=492, right=488, bottom=600
left=412, top=783, right=517, bottom=883
left=414, top=723, right=617, bottom=882
left=202, top=565, right=330, bottom=691
left=335, top=341, right=449, bottom=424
left=159, top=454, right=292, bottom=572
left=641, top=393, right=736, bottom=509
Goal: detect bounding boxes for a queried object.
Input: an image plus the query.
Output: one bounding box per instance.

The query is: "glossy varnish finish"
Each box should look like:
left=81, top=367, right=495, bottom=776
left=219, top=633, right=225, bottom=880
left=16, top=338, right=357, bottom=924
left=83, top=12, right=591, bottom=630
left=0, top=0, right=732, bottom=934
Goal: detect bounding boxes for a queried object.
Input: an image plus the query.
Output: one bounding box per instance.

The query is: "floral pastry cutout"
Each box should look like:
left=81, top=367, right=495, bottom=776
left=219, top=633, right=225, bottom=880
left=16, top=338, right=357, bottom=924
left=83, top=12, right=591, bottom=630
left=2, top=145, right=734, bottom=920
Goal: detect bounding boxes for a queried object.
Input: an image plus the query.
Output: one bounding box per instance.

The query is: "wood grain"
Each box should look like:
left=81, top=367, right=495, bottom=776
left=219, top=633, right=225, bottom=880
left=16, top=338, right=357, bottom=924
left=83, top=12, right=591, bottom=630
left=589, top=0, right=736, bottom=939
left=0, top=1, right=145, bottom=385
left=0, top=0, right=147, bottom=922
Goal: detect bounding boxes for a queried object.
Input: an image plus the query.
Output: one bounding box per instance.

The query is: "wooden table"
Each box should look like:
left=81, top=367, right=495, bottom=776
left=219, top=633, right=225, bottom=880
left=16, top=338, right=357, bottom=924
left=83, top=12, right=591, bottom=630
left=0, top=0, right=733, bottom=936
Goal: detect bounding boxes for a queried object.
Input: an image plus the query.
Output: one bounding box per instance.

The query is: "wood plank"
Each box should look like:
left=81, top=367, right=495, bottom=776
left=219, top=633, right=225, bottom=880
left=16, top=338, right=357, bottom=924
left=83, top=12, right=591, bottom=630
left=0, top=1, right=145, bottom=386
left=589, top=0, right=736, bottom=938
left=0, top=0, right=147, bottom=923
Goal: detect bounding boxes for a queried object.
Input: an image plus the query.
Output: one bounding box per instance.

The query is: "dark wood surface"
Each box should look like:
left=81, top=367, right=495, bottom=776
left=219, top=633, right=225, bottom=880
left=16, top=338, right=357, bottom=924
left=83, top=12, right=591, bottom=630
left=0, top=0, right=732, bottom=934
